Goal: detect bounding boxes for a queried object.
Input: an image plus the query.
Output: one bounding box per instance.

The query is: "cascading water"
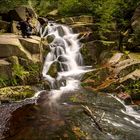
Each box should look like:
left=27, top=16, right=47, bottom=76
left=40, top=22, right=92, bottom=104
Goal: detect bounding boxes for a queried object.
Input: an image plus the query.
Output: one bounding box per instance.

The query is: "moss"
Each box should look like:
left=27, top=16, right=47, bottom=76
left=0, top=86, right=35, bottom=101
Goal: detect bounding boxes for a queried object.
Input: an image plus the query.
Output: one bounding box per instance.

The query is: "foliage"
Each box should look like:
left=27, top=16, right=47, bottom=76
left=12, top=64, right=29, bottom=85
left=29, top=0, right=59, bottom=16
left=58, top=0, right=93, bottom=16
left=0, top=0, right=28, bottom=13
left=0, top=75, right=9, bottom=87
left=124, top=80, right=140, bottom=95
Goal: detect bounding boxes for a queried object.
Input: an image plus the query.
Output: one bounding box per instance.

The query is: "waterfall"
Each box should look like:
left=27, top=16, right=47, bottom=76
left=40, top=22, right=92, bottom=104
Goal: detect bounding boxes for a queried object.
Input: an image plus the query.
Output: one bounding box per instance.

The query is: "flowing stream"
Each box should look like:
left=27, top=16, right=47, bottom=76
left=0, top=22, right=140, bottom=140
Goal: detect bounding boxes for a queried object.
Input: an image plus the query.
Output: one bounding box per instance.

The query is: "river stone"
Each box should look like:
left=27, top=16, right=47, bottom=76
left=57, top=26, right=65, bottom=37
left=48, top=62, right=59, bottom=78
left=46, top=34, right=55, bottom=43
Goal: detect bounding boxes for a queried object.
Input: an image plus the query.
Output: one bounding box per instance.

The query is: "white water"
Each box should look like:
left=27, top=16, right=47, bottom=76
left=40, top=22, right=92, bottom=104
left=110, top=94, right=140, bottom=127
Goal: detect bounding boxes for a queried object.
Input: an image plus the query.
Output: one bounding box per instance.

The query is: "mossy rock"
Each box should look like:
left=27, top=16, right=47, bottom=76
left=80, top=45, right=95, bottom=65
left=48, top=62, right=60, bottom=78
left=82, top=67, right=110, bottom=88
left=0, top=86, right=36, bottom=101
left=118, top=62, right=140, bottom=77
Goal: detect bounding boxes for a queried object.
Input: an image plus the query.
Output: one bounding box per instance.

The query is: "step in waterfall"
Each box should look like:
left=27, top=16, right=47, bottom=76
left=40, top=22, right=92, bottom=104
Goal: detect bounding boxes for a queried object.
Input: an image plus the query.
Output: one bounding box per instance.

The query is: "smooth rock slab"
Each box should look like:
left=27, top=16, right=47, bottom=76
left=19, top=38, right=40, bottom=54
left=0, top=34, right=32, bottom=60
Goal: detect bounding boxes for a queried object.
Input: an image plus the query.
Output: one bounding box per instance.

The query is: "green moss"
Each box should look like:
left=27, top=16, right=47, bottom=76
left=0, top=86, right=35, bottom=101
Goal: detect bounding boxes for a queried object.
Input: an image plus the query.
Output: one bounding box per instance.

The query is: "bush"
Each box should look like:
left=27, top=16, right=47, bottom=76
left=58, top=0, right=93, bottom=16
left=0, top=0, right=28, bottom=13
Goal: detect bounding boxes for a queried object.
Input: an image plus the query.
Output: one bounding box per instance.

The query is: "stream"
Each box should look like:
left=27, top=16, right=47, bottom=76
left=0, top=22, right=140, bottom=140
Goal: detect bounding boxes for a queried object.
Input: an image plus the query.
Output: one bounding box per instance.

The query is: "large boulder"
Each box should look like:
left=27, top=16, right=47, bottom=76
left=8, top=6, right=37, bottom=21
left=0, top=34, right=44, bottom=87
left=0, top=34, right=32, bottom=60
left=81, top=40, right=116, bottom=65
left=0, top=34, right=43, bottom=63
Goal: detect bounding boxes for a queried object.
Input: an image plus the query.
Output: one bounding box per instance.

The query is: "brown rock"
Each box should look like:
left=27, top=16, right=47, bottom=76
left=8, top=6, right=37, bottom=21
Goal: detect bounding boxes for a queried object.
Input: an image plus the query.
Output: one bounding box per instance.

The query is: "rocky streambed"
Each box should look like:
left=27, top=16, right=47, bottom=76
left=0, top=89, right=140, bottom=140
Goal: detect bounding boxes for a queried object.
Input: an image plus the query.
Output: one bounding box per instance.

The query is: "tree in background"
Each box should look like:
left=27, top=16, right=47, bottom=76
left=0, top=0, right=28, bottom=13
left=58, top=0, right=93, bottom=16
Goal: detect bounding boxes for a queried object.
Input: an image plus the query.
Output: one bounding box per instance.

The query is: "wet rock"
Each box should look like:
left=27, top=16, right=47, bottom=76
left=117, top=92, right=132, bottom=105
left=48, top=62, right=59, bottom=78
left=46, top=34, right=55, bottom=43
left=57, top=26, right=65, bottom=37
